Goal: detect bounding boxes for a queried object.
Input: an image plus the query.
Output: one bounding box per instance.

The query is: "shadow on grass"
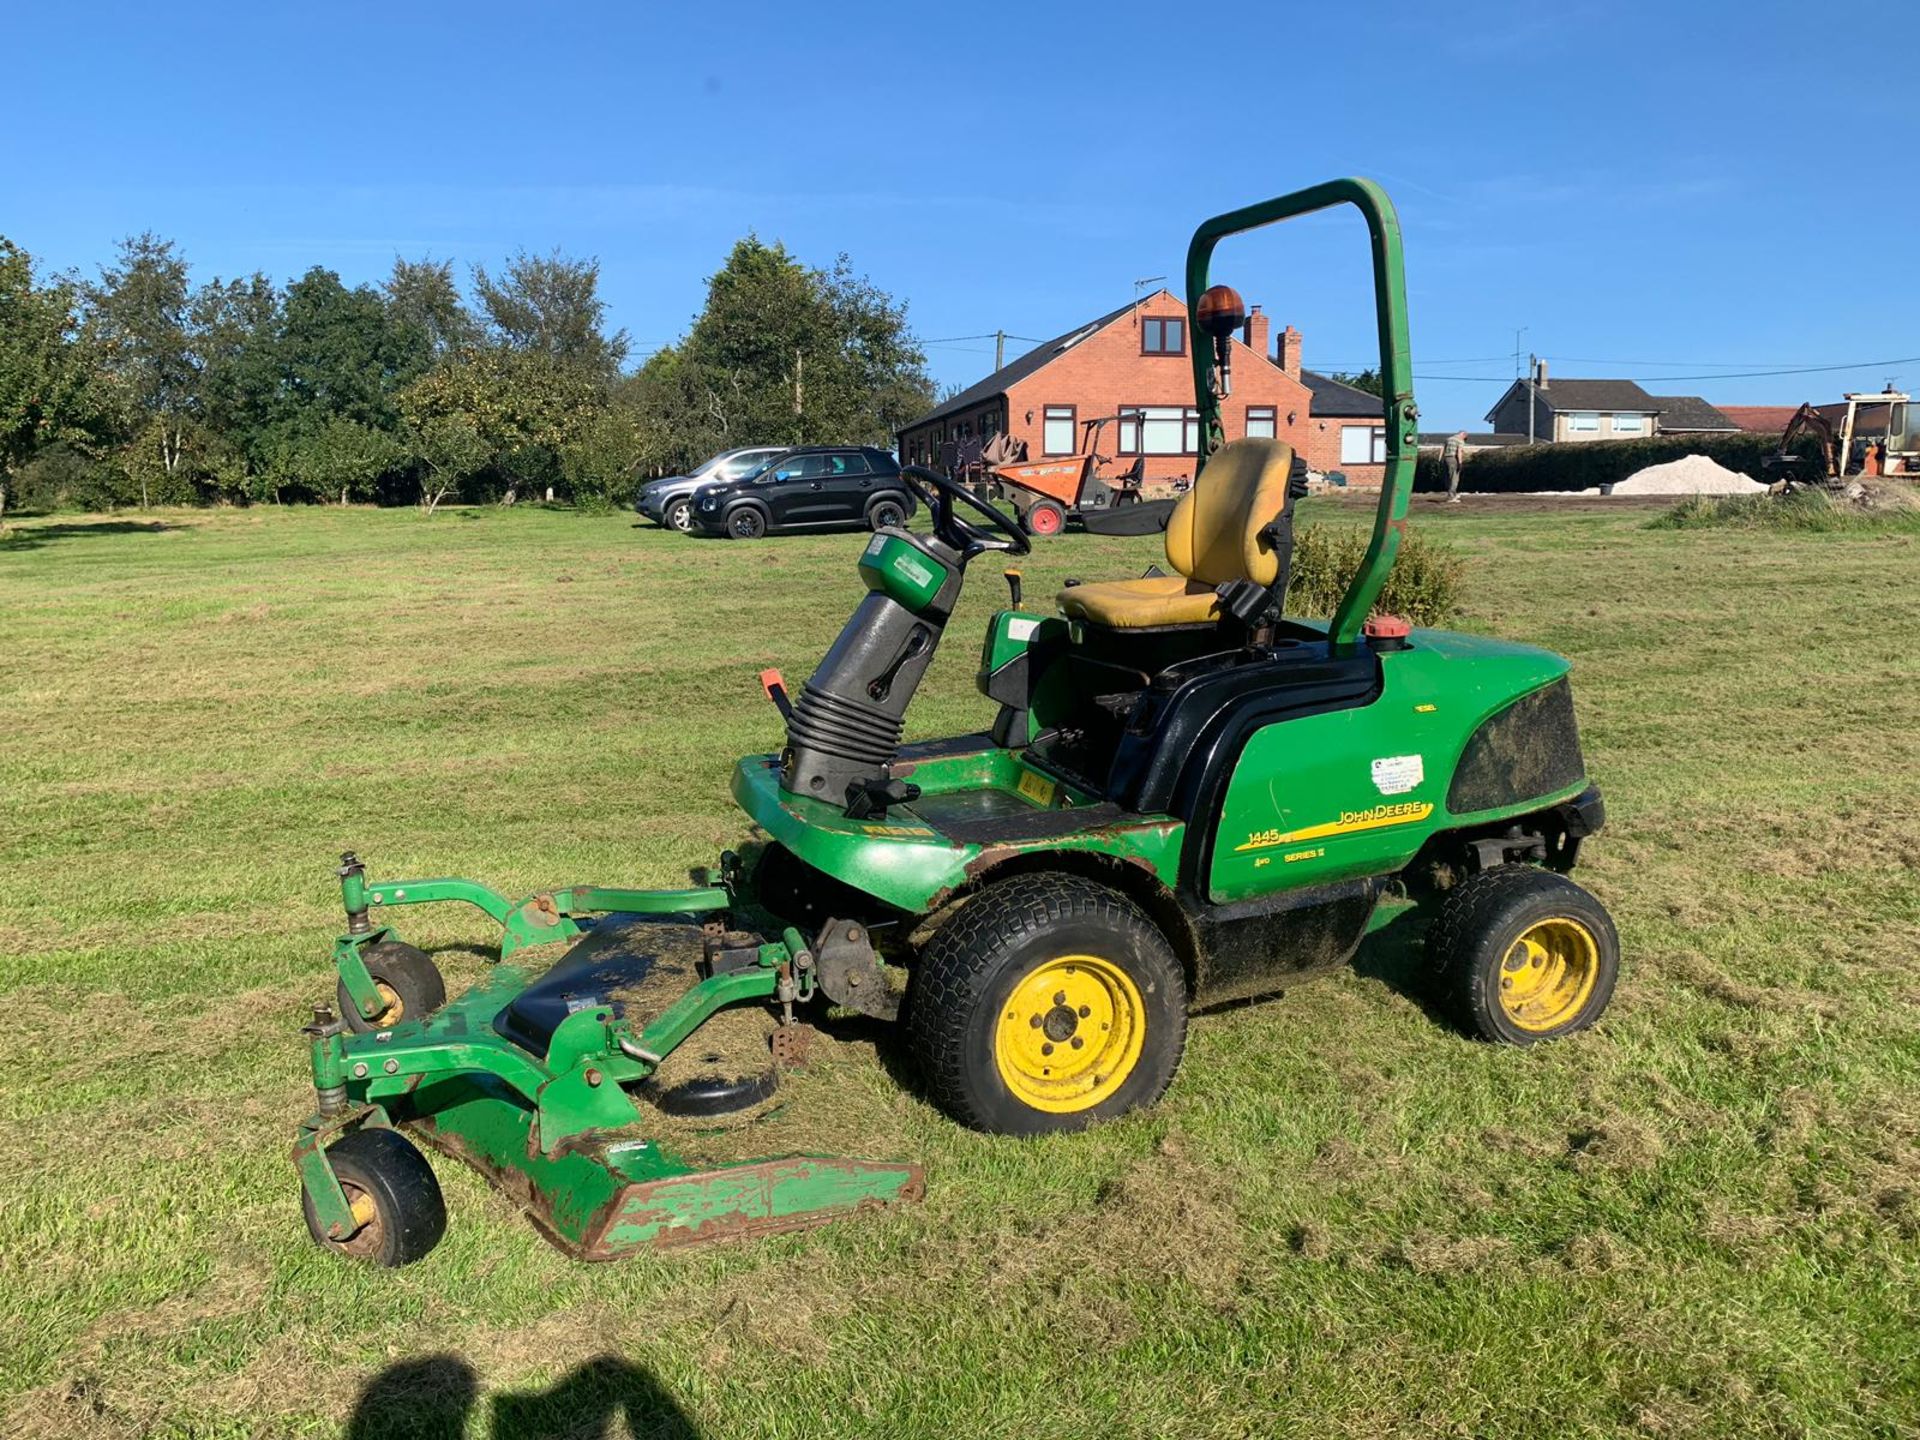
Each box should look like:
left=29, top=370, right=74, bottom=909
left=347, top=1352, right=698, bottom=1440
left=1348, top=903, right=1451, bottom=1028
left=0, top=518, right=187, bottom=550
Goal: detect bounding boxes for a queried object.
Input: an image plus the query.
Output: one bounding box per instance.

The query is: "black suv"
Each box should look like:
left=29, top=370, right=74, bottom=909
left=686, top=446, right=915, bottom=539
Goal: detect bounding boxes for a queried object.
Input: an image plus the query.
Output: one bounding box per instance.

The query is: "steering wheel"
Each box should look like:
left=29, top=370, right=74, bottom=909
left=900, top=464, right=1031, bottom=560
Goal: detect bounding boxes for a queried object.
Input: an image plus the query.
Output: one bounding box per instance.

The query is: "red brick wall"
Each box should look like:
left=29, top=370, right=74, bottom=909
left=996, top=292, right=1313, bottom=493
left=1301, top=418, right=1386, bottom=488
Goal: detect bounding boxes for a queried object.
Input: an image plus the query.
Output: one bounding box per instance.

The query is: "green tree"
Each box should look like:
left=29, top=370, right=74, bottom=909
left=191, top=271, right=282, bottom=468
left=406, top=413, right=491, bottom=517
left=0, top=238, right=102, bottom=524
left=472, top=249, right=628, bottom=379
left=385, top=257, right=476, bottom=365
left=397, top=347, right=599, bottom=504
left=87, top=233, right=195, bottom=505
left=641, top=237, right=933, bottom=471
left=1328, top=369, right=1384, bottom=398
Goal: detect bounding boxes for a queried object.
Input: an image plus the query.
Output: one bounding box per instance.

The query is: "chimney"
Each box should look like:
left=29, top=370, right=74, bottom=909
left=1277, top=324, right=1302, bottom=381
left=1534, top=358, right=1549, bottom=389
left=1242, top=305, right=1270, bottom=363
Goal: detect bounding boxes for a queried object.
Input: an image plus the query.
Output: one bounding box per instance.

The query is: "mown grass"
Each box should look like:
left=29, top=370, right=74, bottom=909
left=2, top=498, right=1917, bottom=1439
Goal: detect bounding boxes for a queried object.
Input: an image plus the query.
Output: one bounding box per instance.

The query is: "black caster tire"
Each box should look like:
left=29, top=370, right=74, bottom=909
left=1024, top=501, right=1066, bottom=537
left=907, top=874, right=1186, bottom=1136
left=1431, top=866, right=1620, bottom=1045
left=338, top=940, right=445, bottom=1032
left=302, top=1126, right=446, bottom=1267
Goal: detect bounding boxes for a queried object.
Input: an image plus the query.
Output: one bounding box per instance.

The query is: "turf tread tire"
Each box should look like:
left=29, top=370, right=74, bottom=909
left=302, top=1126, right=447, bottom=1267
left=1430, top=865, right=1619, bottom=1045
left=907, top=873, right=1186, bottom=1135
left=338, top=940, right=446, bottom=1032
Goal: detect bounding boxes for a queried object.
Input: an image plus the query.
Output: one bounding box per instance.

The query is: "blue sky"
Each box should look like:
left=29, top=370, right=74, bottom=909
left=4, top=0, right=1913, bottom=429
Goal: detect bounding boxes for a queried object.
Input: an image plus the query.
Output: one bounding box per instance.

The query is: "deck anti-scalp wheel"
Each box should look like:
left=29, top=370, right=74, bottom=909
left=1430, top=865, right=1620, bottom=1044
left=338, top=940, right=446, bottom=1033
left=907, top=873, right=1186, bottom=1135
left=301, top=1127, right=447, bottom=1267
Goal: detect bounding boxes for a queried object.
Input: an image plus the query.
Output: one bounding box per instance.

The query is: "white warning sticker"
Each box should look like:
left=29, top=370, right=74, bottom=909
left=1371, top=754, right=1424, bottom=796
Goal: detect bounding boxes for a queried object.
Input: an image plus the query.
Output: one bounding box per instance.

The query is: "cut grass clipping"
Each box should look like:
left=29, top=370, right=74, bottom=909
left=1, top=500, right=1917, bottom=1439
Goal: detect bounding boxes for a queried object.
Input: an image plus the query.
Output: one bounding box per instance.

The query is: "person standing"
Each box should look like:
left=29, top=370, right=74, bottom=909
left=1443, top=430, right=1467, bottom=503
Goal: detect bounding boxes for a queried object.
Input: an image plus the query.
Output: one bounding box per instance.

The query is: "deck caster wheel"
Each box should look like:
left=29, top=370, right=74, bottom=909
left=907, top=874, right=1186, bottom=1136
left=1430, top=866, right=1620, bottom=1044
left=302, top=1127, right=446, bottom=1267
left=338, top=940, right=446, bottom=1032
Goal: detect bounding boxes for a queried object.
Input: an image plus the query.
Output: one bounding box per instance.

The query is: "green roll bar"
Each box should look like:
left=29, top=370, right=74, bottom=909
left=1184, top=176, right=1418, bottom=654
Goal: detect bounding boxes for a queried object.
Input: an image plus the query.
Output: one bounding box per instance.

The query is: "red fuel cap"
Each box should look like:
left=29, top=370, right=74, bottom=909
left=1364, top=614, right=1412, bottom=639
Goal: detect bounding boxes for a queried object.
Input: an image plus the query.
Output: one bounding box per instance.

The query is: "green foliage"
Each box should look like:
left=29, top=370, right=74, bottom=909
left=0, top=237, right=107, bottom=520
left=1286, top=521, right=1466, bottom=626
left=632, top=237, right=934, bottom=473
left=1650, top=484, right=1920, bottom=533
left=560, top=406, right=645, bottom=511
left=473, top=249, right=628, bottom=380
left=1414, top=431, right=1823, bottom=495
left=1327, top=368, right=1383, bottom=397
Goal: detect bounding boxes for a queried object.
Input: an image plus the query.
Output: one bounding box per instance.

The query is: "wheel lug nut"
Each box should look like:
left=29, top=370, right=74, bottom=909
left=1042, top=1042, right=1054, bottom=1056
left=1078, top=1005, right=1090, bottom=1018
left=1054, top=991, right=1066, bottom=1006
left=1500, top=977, right=1513, bottom=989
left=1070, top=1036, right=1083, bottom=1049
left=1029, top=1015, right=1042, bottom=1028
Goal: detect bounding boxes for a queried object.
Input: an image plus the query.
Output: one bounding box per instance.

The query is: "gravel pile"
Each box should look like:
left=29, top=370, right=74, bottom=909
left=1610, top=455, right=1767, bottom=496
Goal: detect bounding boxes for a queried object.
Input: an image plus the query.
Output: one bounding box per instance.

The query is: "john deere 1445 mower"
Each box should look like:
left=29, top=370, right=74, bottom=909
left=294, top=178, right=1617, bottom=1264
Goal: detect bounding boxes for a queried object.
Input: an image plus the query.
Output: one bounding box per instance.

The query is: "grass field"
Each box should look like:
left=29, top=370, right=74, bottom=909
left=3, top=498, right=1918, bottom=1439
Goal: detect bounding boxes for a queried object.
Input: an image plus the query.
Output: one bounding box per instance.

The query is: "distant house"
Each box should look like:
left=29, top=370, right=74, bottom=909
left=895, top=292, right=1397, bottom=490
left=1647, top=394, right=1738, bottom=435
left=1721, top=405, right=1800, bottom=435
left=1485, top=362, right=1734, bottom=442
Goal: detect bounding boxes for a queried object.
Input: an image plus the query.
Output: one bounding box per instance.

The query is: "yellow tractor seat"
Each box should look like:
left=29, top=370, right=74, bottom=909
left=1057, top=438, right=1295, bottom=630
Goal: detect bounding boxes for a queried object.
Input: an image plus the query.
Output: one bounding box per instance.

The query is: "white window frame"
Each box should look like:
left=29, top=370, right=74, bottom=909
left=1118, top=405, right=1200, bottom=456
left=1245, top=406, right=1276, bottom=440
left=1611, top=412, right=1645, bottom=435
left=1042, top=405, right=1076, bottom=456
left=1338, top=424, right=1387, bottom=465
left=1567, top=412, right=1601, bottom=433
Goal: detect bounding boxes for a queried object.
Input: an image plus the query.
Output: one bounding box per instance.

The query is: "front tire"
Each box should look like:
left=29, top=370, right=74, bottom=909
left=338, top=940, right=446, bottom=1032
left=1430, top=866, right=1619, bottom=1044
left=907, top=874, right=1187, bottom=1135
left=663, top=496, right=694, bottom=532
left=868, top=496, right=906, bottom=531
left=302, top=1127, right=446, bottom=1267
left=727, top=506, right=768, bottom=539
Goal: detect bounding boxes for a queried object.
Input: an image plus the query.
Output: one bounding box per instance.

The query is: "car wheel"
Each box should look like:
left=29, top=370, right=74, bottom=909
left=728, top=507, right=768, bottom=539
left=868, top=497, right=907, bottom=532
left=664, top=497, right=695, bottom=532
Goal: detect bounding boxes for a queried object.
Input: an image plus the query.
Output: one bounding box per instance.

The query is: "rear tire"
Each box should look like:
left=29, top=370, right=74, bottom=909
left=663, top=496, right=694, bottom=532
left=1025, top=500, right=1066, bottom=537
left=338, top=940, right=445, bottom=1032
left=907, top=874, right=1186, bottom=1135
left=727, top=506, right=768, bottom=539
left=1430, top=866, right=1619, bottom=1044
left=868, top=496, right=907, bottom=531
left=302, top=1127, right=446, bottom=1267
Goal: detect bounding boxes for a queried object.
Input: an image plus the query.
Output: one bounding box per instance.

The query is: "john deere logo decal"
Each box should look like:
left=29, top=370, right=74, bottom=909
left=1235, top=801, right=1434, bottom=853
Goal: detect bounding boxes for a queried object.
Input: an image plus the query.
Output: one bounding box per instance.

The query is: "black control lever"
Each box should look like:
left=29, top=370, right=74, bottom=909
left=1004, top=568, right=1023, bottom=607
left=760, top=668, right=794, bottom=722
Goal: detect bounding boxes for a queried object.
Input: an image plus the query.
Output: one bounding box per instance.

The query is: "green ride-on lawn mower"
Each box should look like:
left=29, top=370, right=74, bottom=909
left=294, top=178, right=1618, bottom=1265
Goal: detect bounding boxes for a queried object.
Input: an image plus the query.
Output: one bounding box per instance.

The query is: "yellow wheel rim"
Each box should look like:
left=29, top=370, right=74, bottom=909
left=369, top=981, right=403, bottom=1026
left=1497, top=918, right=1601, bottom=1033
left=994, top=954, right=1146, bottom=1113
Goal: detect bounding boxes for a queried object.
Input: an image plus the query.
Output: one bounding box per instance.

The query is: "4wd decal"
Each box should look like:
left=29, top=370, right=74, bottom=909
left=1233, top=801, right=1434, bottom=853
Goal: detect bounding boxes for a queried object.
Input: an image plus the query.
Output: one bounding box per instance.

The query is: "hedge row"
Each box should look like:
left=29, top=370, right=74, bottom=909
left=1409, top=431, right=1820, bottom=495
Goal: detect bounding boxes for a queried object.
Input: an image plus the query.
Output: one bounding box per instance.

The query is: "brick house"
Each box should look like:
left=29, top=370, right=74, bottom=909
left=896, top=291, right=1392, bottom=490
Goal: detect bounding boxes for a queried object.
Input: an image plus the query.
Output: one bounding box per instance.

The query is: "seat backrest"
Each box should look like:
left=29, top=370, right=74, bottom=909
left=1163, top=438, right=1295, bottom=586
